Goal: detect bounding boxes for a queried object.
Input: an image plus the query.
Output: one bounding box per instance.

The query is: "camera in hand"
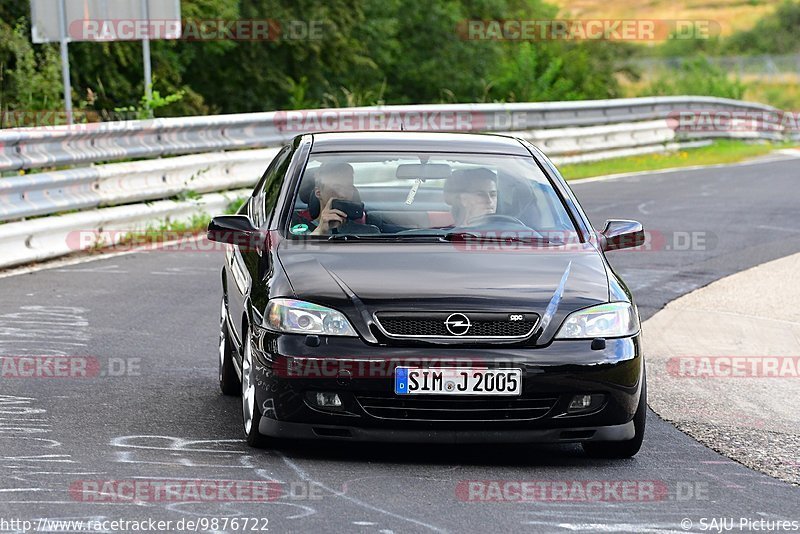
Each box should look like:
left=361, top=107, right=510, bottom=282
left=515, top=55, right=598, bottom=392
left=331, top=199, right=365, bottom=220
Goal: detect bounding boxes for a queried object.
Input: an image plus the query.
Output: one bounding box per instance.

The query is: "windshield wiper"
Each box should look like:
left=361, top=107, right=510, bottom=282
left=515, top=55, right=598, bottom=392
left=350, top=233, right=447, bottom=242
left=326, top=234, right=427, bottom=242
left=326, top=232, right=554, bottom=245
left=442, top=232, right=550, bottom=245
left=326, top=233, right=363, bottom=241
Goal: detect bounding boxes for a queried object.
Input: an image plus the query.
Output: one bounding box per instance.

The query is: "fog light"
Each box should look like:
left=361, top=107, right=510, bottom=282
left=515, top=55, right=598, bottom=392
left=569, top=395, right=592, bottom=411
left=315, top=392, right=342, bottom=408
left=567, top=394, right=603, bottom=414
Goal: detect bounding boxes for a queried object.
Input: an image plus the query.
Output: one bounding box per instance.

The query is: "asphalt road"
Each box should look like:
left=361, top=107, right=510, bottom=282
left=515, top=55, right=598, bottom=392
left=1, top=156, right=799, bottom=533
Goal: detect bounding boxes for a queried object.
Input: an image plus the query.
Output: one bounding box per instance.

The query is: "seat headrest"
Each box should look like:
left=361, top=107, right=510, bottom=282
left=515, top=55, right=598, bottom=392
left=298, top=168, right=317, bottom=204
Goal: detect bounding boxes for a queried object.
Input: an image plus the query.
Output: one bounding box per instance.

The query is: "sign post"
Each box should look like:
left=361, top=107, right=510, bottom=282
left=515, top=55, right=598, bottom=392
left=56, top=0, right=73, bottom=124
left=140, top=0, right=153, bottom=112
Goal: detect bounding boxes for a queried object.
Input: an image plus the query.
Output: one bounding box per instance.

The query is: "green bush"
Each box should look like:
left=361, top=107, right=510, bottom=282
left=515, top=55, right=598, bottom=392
left=0, top=0, right=647, bottom=120
left=0, top=20, right=63, bottom=122
left=726, top=0, right=800, bottom=54
left=640, top=56, right=746, bottom=100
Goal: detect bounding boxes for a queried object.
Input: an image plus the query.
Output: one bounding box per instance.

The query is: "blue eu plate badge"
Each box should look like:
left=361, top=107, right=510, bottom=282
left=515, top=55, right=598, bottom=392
left=394, top=367, right=408, bottom=395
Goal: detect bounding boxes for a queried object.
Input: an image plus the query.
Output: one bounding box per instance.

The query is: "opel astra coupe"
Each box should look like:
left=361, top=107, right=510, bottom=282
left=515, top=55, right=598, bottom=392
left=208, top=131, right=646, bottom=458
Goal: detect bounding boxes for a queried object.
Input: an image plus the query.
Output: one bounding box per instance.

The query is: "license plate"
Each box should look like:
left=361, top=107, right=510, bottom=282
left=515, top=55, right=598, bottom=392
left=394, top=367, right=522, bottom=396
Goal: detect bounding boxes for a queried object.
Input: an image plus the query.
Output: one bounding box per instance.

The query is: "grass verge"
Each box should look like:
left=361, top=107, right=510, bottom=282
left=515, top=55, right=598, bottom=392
left=92, top=194, right=247, bottom=251
left=558, top=140, right=795, bottom=180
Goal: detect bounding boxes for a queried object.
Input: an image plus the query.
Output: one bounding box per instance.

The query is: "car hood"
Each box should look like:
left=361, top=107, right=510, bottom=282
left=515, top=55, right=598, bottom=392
left=277, top=241, right=610, bottom=344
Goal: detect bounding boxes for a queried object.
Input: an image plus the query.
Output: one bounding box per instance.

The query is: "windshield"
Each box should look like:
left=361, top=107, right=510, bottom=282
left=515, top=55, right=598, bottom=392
left=287, top=152, right=579, bottom=242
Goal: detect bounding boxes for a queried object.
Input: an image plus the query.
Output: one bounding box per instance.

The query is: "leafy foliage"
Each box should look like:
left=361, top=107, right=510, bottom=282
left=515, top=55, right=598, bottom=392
left=114, top=88, right=186, bottom=120
left=640, top=56, right=746, bottom=100
left=1, top=0, right=788, bottom=120
left=0, top=19, right=63, bottom=119
left=726, top=0, right=800, bottom=54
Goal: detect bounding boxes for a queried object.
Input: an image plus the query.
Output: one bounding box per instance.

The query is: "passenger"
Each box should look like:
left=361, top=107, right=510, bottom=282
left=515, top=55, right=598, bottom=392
left=292, top=162, right=379, bottom=235
left=444, top=168, right=498, bottom=226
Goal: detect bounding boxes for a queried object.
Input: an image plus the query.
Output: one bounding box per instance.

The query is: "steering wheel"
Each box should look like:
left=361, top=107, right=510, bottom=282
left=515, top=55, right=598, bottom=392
left=466, top=214, right=530, bottom=229
left=396, top=228, right=448, bottom=235
left=456, top=214, right=550, bottom=241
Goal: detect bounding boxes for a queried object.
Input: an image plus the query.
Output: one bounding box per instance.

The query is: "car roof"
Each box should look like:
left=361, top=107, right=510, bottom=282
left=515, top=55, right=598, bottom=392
left=307, top=131, right=531, bottom=156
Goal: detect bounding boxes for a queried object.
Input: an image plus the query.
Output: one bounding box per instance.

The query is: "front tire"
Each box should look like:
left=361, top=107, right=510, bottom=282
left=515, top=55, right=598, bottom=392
left=582, top=373, right=647, bottom=459
left=241, top=329, right=269, bottom=448
left=219, top=298, right=240, bottom=396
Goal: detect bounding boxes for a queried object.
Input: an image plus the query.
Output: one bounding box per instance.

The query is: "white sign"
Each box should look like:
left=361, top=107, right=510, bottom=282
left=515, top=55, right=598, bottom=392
left=31, top=0, right=181, bottom=43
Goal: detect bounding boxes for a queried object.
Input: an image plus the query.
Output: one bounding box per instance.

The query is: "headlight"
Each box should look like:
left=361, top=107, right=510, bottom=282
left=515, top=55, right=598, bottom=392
left=555, top=302, right=639, bottom=339
left=265, top=298, right=357, bottom=336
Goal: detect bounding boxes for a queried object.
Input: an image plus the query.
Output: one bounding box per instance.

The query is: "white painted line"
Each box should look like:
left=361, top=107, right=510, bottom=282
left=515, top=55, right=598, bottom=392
left=637, top=200, right=655, bottom=215
left=0, top=234, right=210, bottom=280
left=757, top=224, right=800, bottom=234
left=523, top=522, right=688, bottom=533
left=54, top=264, right=129, bottom=274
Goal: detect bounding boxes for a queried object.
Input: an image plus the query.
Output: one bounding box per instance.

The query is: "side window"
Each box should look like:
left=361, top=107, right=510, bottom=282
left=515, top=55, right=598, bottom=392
left=251, top=146, right=291, bottom=227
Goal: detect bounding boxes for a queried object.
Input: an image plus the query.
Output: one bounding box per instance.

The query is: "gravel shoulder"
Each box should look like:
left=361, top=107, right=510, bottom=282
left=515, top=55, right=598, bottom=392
left=643, top=252, right=800, bottom=485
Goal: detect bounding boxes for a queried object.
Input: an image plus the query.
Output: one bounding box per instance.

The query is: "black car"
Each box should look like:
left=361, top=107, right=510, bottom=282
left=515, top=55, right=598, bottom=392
left=208, top=131, right=646, bottom=458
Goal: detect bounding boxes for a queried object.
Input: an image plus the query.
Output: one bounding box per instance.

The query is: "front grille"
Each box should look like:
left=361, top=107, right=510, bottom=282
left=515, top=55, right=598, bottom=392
left=356, top=394, right=557, bottom=421
left=378, top=318, right=535, bottom=337
left=375, top=312, right=538, bottom=339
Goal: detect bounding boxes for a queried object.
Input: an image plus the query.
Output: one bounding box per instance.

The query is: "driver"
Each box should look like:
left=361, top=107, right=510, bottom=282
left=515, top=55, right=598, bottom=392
left=444, top=168, right=498, bottom=226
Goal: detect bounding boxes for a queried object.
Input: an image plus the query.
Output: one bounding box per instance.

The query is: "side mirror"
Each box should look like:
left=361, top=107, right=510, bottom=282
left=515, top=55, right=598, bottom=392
left=207, top=215, right=261, bottom=248
left=600, top=219, right=644, bottom=252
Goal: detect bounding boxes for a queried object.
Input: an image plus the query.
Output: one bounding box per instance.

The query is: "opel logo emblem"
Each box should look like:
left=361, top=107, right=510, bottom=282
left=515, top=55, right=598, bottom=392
left=445, top=313, right=471, bottom=336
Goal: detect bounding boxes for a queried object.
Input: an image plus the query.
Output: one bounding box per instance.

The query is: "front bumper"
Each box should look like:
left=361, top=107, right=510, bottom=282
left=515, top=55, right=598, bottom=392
left=250, top=332, right=644, bottom=443
left=259, top=418, right=634, bottom=443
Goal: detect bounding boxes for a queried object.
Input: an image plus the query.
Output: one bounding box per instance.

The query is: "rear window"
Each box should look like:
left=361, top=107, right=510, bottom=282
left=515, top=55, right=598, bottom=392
left=286, top=152, right=578, bottom=241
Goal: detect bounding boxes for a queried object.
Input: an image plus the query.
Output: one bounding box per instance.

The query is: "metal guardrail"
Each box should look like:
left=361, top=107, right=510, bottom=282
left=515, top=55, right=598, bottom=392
left=0, top=189, right=250, bottom=269
left=0, top=96, right=782, bottom=173
left=0, top=148, right=278, bottom=221
left=0, top=120, right=709, bottom=223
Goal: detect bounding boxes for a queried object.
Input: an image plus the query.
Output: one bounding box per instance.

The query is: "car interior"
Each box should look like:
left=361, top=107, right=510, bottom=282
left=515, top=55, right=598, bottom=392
left=290, top=158, right=573, bottom=235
